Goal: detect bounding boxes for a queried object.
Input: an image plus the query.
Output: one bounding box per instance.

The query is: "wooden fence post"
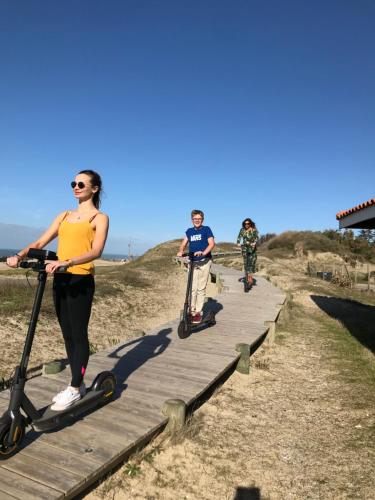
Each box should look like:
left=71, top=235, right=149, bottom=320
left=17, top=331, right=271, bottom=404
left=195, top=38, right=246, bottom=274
left=235, top=343, right=250, bottom=374
left=162, top=399, right=186, bottom=433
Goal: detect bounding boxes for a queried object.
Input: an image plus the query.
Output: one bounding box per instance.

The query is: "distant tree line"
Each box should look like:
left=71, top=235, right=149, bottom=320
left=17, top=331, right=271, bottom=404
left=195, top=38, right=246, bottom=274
left=260, top=229, right=375, bottom=263
left=258, top=233, right=276, bottom=245
left=322, top=229, right=375, bottom=261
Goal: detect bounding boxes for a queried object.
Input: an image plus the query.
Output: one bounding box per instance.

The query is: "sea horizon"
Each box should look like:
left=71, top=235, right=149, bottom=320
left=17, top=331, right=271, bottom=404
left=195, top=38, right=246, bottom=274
left=0, top=248, right=131, bottom=261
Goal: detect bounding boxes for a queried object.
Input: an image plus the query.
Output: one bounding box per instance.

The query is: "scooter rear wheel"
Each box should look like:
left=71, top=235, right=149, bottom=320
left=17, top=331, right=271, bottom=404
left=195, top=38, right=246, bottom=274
left=0, top=417, right=25, bottom=460
left=178, top=321, right=190, bottom=339
left=92, top=371, right=116, bottom=401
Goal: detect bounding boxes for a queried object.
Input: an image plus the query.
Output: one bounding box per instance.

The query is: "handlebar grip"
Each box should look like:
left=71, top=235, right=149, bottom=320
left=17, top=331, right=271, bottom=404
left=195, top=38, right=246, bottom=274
left=19, top=261, right=33, bottom=269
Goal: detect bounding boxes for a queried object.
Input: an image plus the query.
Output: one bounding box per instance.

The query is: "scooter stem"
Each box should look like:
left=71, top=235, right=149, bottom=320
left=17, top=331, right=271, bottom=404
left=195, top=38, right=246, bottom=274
left=19, top=270, right=47, bottom=378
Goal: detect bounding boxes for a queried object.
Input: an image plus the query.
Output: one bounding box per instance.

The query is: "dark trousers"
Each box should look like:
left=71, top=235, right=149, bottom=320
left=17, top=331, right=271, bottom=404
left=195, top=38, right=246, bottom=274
left=53, top=274, right=95, bottom=387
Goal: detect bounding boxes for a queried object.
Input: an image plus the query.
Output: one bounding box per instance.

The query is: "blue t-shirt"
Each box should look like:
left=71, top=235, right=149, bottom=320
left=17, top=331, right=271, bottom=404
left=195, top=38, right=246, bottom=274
left=186, top=225, right=214, bottom=261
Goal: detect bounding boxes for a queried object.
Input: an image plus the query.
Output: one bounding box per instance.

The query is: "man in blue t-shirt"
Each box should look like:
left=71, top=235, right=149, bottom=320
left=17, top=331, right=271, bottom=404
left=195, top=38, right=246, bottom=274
left=177, top=209, right=215, bottom=324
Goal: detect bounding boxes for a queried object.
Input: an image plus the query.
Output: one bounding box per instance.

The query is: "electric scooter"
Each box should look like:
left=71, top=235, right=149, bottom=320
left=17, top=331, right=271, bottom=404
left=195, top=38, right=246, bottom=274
left=177, top=252, right=216, bottom=339
left=0, top=248, right=116, bottom=459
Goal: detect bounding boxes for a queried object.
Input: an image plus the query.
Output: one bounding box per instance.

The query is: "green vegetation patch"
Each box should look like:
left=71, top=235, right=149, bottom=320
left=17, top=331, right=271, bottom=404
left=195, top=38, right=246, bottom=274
left=0, top=277, right=55, bottom=316
left=263, top=229, right=375, bottom=263
left=278, top=294, right=375, bottom=447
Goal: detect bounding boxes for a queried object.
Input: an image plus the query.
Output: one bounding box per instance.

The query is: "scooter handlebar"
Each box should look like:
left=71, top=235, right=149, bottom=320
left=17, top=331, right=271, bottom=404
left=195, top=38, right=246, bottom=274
left=20, top=261, right=68, bottom=273
left=179, top=252, right=195, bottom=258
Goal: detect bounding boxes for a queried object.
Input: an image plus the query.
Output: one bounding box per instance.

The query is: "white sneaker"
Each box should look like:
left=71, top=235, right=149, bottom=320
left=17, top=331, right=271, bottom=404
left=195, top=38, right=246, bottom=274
left=52, top=386, right=69, bottom=404
left=52, top=383, right=86, bottom=403
left=50, top=387, right=81, bottom=411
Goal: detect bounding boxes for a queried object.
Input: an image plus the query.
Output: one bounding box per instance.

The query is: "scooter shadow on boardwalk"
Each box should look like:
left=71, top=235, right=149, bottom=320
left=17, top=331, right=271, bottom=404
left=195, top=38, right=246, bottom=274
left=108, top=328, right=172, bottom=395
left=186, top=298, right=223, bottom=336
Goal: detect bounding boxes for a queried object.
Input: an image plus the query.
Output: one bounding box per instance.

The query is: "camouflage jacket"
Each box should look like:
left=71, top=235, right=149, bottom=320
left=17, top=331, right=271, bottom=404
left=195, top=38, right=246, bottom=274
left=237, top=228, right=259, bottom=250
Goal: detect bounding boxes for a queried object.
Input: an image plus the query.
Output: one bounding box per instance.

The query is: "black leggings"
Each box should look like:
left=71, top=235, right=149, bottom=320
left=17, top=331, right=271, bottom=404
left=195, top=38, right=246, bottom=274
left=53, top=274, right=95, bottom=387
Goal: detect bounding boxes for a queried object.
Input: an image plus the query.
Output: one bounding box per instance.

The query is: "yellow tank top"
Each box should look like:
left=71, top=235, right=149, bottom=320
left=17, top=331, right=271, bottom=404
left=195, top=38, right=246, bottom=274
left=57, top=212, right=96, bottom=275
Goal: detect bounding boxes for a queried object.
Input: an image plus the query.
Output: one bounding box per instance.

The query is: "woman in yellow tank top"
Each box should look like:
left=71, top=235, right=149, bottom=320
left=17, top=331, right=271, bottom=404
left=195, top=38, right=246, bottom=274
left=6, top=170, right=109, bottom=410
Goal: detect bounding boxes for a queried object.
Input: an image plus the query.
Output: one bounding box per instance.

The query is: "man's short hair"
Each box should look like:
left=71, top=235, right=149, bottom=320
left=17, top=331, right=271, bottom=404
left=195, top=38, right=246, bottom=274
left=191, top=209, right=204, bottom=219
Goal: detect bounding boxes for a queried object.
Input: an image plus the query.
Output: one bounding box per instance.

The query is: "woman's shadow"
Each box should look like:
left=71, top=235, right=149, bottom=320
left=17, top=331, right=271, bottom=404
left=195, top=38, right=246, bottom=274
left=108, top=327, right=172, bottom=395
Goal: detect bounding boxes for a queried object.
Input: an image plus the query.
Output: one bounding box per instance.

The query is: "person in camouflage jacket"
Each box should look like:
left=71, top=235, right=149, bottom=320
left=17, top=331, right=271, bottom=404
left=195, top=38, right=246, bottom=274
left=237, top=218, right=259, bottom=285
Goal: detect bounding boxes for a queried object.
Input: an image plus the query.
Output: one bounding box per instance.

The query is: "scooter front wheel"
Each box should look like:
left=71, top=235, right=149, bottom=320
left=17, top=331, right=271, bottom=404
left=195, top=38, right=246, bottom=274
left=0, top=417, right=26, bottom=460
left=208, top=311, right=216, bottom=326
left=178, top=321, right=190, bottom=339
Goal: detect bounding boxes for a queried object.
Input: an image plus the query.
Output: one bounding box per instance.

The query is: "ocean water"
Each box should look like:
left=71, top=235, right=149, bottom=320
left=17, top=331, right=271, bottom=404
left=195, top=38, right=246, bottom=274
left=0, top=249, right=130, bottom=260
left=0, top=249, right=18, bottom=257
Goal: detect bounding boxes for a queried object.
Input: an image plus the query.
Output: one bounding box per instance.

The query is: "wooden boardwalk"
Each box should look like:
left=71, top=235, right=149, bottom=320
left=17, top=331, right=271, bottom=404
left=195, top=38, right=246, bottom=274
left=0, top=264, right=285, bottom=499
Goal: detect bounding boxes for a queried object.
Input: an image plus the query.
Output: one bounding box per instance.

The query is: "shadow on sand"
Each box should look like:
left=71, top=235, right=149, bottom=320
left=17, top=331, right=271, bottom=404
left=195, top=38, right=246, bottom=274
left=311, top=295, right=375, bottom=355
left=233, top=486, right=261, bottom=500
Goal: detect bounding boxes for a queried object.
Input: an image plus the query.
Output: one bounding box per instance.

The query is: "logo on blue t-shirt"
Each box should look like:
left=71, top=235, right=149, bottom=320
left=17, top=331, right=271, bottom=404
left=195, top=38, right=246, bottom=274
left=190, top=234, right=202, bottom=242
left=186, top=225, right=214, bottom=261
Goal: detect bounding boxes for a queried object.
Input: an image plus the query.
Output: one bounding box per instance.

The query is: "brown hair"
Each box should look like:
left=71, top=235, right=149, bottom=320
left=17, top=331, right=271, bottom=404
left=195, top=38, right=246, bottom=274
left=191, top=209, right=204, bottom=219
left=78, top=170, right=103, bottom=209
left=242, top=218, right=256, bottom=229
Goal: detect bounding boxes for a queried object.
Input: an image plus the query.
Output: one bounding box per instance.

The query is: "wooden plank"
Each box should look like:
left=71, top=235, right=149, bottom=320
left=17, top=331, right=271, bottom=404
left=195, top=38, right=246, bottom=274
left=0, top=489, right=17, bottom=500
left=80, top=406, right=162, bottom=441
left=127, top=361, right=222, bottom=385
left=94, top=395, right=163, bottom=425
left=38, top=421, right=124, bottom=464
left=1, top=452, right=83, bottom=495
left=19, top=439, right=100, bottom=477
left=85, top=355, right=224, bottom=384
left=0, top=467, right=61, bottom=500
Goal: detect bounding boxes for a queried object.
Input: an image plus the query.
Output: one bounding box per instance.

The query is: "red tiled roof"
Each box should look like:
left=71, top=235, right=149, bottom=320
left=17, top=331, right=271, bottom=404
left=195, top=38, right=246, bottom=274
left=336, top=197, right=375, bottom=220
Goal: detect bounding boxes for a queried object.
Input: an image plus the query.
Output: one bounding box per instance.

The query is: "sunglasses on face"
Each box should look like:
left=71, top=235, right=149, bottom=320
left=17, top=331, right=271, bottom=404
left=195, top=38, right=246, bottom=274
left=244, top=223, right=251, bottom=226
left=71, top=181, right=86, bottom=189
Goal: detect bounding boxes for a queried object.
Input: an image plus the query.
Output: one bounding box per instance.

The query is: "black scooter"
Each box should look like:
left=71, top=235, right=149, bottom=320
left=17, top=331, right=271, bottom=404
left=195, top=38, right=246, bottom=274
left=177, top=252, right=216, bottom=339
left=0, top=249, right=116, bottom=459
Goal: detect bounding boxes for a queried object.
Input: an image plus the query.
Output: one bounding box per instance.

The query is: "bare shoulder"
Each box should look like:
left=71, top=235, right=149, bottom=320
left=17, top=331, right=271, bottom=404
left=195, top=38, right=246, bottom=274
left=55, top=210, right=69, bottom=222
left=95, top=212, right=109, bottom=227
left=97, top=212, right=109, bottom=222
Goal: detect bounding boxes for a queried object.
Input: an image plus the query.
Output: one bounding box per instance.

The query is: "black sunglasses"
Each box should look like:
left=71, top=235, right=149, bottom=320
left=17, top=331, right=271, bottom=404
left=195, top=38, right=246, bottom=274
left=71, top=181, right=85, bottom=189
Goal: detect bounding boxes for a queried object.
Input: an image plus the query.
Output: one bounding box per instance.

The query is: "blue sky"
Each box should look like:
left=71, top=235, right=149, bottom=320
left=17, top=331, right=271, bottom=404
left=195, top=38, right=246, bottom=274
left=0, top=0, right=374, bottom=254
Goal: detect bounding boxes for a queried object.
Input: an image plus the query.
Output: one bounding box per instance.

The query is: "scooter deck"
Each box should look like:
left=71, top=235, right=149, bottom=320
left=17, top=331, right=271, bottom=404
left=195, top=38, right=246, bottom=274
left=190, top=311, right=216, bottom=329
left=32, top=389, right=111, bottom=431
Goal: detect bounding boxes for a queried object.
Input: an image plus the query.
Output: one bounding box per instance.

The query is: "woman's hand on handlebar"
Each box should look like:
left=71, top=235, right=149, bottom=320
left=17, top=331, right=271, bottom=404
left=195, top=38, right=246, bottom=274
left=6, top=255, right=20, bottom=268
left=45, top=260, right=69, bottom=274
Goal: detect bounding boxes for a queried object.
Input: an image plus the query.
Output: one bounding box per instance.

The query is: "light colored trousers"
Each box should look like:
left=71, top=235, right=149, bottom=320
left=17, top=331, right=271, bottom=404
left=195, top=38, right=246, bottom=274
left=190, top=258, right=212, bottom=314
